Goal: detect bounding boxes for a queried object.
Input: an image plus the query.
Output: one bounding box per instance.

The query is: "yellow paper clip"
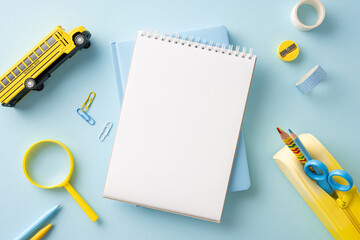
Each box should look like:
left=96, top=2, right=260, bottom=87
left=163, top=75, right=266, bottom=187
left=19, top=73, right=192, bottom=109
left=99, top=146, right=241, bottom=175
left=81, top=92, right=96, bottom=112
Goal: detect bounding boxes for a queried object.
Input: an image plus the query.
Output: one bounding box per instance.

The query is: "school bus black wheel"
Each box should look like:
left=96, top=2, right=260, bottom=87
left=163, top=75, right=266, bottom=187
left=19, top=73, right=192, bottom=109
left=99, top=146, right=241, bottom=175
left=74, top=33, right=86, bottom=47
left=8, top=101, right=16, bottom=107
left=24, top=78, right=36, bottom=90
left=34, top=84, right=44, bottom=91
left=84, top=41, right=91, bottom=49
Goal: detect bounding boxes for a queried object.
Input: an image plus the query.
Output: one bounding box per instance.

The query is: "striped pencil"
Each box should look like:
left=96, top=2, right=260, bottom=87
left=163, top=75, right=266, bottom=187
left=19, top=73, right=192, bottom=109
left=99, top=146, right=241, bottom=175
left=288, top=129, right=312, bottom=160
left=276, top=127, right=307, bottom=164
left=288, top=129, right=316, bottom=173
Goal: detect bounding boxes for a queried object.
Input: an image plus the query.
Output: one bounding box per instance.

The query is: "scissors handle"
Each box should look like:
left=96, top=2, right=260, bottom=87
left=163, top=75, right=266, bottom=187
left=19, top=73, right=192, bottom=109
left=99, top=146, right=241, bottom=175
left=64, top=183, right=99, bottom=222
left=304, top=160, right=334, bottom=195
left=328, top=169, right=353, bottom=192
left=304, top=160, right=353, bottom=195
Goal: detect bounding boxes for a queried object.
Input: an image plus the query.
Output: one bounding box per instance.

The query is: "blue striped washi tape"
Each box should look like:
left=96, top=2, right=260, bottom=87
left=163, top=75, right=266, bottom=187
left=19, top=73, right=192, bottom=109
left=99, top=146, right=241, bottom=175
left=296, top=65, right=326, bottom=94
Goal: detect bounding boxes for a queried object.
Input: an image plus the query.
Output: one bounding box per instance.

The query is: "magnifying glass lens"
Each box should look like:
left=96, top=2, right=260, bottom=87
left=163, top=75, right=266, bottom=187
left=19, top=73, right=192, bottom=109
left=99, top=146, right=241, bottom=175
left=25, top=142, right=71, bottom=187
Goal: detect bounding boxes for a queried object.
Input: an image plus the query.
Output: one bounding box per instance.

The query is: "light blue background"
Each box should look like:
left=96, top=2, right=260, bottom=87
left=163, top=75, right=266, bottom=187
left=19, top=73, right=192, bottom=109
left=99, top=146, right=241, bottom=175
left=0, top=0, right=359, bottom=239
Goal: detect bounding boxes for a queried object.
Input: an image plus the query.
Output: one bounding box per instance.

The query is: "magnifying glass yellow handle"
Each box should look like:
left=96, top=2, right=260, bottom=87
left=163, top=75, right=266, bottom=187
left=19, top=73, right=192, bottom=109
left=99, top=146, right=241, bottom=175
left=64, top=183, right=99, bottom=222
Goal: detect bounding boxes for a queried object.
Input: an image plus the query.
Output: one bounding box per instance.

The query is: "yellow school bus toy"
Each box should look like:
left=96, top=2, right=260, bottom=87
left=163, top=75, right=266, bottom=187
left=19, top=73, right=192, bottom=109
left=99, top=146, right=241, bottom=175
left=0, top=26, right=91, bottom=107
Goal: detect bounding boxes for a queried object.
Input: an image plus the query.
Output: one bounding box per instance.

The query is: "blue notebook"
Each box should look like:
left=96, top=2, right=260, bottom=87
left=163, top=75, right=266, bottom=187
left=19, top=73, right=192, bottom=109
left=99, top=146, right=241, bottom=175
left=110, top=26, right=250, bottom=192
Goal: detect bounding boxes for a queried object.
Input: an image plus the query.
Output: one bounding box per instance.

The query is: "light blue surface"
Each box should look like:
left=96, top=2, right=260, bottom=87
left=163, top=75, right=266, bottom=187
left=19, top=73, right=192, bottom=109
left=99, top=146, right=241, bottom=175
left=109, top=26, right=251, bottom=193
left=1, top=0, right=360, bottom=239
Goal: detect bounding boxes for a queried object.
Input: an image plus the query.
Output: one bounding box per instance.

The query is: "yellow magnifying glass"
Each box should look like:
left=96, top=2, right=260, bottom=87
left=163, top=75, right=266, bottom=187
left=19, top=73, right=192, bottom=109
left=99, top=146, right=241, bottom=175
left=23, top=140, right=98, bottom=222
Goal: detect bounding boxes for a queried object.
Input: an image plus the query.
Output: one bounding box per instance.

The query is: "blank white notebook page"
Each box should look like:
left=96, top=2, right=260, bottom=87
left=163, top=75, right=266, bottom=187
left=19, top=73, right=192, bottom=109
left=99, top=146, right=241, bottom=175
left=104, top=31, right=256, bottom=222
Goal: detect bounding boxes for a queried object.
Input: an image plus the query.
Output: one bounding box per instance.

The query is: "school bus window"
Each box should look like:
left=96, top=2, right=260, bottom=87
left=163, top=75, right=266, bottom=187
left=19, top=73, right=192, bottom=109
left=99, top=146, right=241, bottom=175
left=41, top=43, right=48, bottom=51
left=29, top=53, right=37, bottom=61
left=0, top=84, right=3, bottom=91
left=7, top=73, right=14, bottom=81
left=2, top=78, right=9, bottom=85
left=46, top=36, right=56, bottom=46
left=18, top=63, right=26, bottom=71
left=13, top=68, right=20, bottom=76
left=35, top=48, right=43, bottom=56
left=24, top=58, right=31, bottom=66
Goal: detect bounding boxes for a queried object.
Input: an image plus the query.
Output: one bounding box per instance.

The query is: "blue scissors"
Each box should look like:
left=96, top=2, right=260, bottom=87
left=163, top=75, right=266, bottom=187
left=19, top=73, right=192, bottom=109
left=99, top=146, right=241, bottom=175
left=304, top=160, right=353, bottom=195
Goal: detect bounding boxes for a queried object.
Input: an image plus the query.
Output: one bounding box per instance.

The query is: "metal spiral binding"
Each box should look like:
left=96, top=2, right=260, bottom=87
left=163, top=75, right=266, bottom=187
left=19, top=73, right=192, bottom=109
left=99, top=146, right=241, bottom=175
left=139, top=30, right=254, bottom=59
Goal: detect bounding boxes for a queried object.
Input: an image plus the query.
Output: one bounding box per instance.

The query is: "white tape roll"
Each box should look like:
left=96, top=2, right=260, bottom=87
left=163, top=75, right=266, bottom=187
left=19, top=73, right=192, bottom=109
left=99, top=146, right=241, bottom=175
left=291, top=0, right=325, bottom=31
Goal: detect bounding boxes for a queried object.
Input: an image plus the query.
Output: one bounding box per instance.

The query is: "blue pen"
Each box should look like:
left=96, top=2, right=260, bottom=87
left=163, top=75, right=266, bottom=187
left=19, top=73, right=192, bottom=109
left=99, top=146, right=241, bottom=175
left=15, top=204, right=61, bottom=240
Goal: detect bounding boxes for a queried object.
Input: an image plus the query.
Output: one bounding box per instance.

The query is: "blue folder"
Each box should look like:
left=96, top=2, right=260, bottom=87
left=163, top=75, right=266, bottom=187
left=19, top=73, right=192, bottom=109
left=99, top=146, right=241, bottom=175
left=110, top=26, right=250, bottom=192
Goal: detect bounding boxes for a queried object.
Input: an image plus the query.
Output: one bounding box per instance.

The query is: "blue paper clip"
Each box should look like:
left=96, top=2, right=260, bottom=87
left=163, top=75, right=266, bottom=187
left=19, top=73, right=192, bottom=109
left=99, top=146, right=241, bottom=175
left=76, top=108, right=95, bottom=125
left=98, top=121, right=113, bottom=142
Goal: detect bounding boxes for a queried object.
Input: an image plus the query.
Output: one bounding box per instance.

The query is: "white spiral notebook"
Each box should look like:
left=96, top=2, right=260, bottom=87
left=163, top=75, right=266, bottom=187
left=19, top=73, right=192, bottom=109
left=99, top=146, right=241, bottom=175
left=103, top=30, right=257, bottom=222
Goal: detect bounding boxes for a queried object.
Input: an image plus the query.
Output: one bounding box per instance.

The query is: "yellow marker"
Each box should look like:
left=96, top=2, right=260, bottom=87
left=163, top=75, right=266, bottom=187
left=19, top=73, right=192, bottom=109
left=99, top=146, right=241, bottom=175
left=30, top=224, right=53, bottom=240
left=23, top=140, right=99, bottom=222
left=277, top=40, right=299, bottom=61
left=81, top=91, right=96, bottom=112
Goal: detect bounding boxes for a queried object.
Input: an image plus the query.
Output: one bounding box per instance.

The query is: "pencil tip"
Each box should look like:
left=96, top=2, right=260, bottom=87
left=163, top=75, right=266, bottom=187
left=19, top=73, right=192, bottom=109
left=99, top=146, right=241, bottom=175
left=58, top=203, right=62, bottom=207
left=288, top=129, right=293, bottom=133
left=276, top=127, right=282, bottom=133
